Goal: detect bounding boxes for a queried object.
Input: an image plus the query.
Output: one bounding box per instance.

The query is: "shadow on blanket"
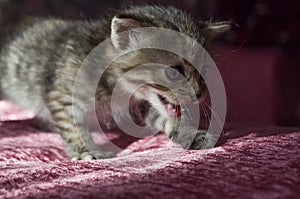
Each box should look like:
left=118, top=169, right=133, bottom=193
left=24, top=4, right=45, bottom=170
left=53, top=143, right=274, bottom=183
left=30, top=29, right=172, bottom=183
left=0, top=100, right=300, bottom=198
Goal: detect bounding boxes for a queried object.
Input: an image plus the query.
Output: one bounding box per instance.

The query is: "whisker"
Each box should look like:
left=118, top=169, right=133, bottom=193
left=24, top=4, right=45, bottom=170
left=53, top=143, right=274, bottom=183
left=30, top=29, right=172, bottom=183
left=201, top=103, right=210, bottom=129
left=203, top=101, right=223, bottom=128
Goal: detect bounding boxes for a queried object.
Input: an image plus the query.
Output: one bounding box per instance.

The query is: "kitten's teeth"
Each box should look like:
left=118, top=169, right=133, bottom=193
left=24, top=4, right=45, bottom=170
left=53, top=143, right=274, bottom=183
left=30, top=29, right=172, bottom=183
left=167, top=104, right=173, bottom=110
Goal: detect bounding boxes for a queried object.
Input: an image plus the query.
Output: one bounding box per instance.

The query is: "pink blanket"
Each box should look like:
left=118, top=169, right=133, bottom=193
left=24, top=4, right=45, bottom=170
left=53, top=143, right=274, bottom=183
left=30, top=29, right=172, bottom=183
left=0, top=100, right=300, bottom=198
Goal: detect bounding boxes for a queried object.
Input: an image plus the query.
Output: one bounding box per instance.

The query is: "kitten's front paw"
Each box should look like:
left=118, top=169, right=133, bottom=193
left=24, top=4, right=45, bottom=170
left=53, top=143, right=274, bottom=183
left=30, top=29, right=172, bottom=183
left=189, top=130, right=213, bottom=149
left=70, top=150, right=115, bottom=161
left=172, top=129, right=214, bottom=150
left=91, top=150, right=115, bottom=159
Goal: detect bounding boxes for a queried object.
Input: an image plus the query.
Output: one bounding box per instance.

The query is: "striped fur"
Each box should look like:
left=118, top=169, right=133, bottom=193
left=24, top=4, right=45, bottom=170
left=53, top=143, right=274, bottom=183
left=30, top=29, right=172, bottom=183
left=0, top=4, right=229, bottom=160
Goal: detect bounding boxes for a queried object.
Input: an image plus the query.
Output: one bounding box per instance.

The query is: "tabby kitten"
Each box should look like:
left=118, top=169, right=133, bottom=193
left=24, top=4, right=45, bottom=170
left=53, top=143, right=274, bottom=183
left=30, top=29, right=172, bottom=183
left=0, top=4, right=230, bottom=160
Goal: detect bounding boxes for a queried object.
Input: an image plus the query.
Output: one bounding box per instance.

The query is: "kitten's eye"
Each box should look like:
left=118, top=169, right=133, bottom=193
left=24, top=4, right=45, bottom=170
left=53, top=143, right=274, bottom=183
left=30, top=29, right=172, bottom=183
left=200, top=65, right=209, bottom=79
left=165, top=67, right=182, bottom=82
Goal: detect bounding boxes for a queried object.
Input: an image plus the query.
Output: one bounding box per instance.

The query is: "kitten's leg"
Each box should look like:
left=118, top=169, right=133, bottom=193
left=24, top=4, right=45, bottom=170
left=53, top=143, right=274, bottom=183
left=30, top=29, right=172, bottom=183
left=46, top=90, right=114, bottom=161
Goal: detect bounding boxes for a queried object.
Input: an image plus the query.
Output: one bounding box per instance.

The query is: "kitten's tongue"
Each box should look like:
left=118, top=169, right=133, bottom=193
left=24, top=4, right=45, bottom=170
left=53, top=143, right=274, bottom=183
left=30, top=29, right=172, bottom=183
left=165, top=103, right=181, bottom=118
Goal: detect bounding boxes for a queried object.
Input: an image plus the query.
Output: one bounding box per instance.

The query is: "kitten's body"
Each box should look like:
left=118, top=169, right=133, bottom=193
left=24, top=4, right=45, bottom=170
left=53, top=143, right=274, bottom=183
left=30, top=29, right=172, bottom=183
left=0, top=3, right=229, bottom=160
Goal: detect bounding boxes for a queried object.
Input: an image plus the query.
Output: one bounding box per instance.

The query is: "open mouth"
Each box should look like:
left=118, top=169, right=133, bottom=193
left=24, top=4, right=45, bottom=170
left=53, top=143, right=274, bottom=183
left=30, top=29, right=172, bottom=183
left=158, top=94, right=181, bottom=118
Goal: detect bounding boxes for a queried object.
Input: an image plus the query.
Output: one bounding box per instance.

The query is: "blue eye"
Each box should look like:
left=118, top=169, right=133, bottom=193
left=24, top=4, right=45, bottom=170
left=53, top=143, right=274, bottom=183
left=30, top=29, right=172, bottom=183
left=165, top=67, right=182, bottom=82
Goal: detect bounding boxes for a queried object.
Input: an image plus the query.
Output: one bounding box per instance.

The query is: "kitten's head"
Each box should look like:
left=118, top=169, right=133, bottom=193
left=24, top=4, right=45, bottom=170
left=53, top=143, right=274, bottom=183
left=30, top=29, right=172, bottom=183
left=109, top=6, right=230, bottom=118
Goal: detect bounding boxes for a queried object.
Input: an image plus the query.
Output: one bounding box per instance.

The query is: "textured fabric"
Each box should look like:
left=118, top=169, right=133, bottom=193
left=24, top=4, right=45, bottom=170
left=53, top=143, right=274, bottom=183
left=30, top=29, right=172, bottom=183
left=0, top=100, right=300, bottom=199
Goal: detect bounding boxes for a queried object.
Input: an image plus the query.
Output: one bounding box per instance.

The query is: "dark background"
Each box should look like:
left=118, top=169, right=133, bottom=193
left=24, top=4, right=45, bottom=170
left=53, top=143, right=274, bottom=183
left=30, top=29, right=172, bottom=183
left=6, top=0, right=300, bottom=127
left=11, top=0, right=300, bottom=49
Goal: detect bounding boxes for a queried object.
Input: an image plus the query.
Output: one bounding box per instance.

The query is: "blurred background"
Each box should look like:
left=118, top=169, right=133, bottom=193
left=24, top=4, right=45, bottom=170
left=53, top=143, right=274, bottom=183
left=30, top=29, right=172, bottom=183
left=5, top=0, right=300, bottom=127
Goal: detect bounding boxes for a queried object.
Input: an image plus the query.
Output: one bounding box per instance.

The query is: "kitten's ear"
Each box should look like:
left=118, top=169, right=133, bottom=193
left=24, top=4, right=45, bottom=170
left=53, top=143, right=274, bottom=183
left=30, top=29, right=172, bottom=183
left=204, top=21, right=232, bottom=39
left=111, top=16, right=146, bottom=49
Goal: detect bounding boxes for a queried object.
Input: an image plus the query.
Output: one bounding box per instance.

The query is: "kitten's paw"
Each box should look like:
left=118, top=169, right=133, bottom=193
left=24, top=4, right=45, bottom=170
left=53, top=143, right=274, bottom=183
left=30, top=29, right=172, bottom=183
left=90, top=150, right=115, bottom=159
left=189, top=130, right=215, bottom=149
left=70, top=150, right=115, bottom=161
left=171, top=129, right=215, bottom=150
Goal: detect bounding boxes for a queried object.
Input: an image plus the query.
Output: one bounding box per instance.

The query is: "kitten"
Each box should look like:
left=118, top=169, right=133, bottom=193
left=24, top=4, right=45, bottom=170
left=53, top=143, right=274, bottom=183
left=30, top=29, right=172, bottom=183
left=0, top=3, right=230, bottom=160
